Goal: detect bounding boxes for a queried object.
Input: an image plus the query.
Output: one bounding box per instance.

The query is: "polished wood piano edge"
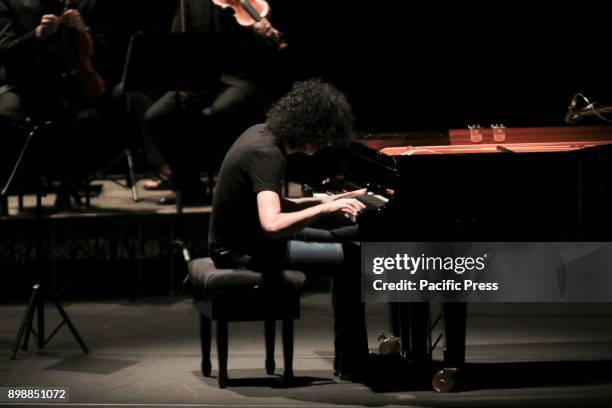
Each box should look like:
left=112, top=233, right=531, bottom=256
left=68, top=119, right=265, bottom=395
left=449, top=125, right=612, bottom=145
left=381, top=141, right=612, bottom=156
left=356, top=125, right=612, bottom=152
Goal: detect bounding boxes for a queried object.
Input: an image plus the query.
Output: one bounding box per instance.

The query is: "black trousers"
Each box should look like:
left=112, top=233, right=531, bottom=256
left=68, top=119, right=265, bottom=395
left=144, top=75, right=268, bottom=198
left=0, top=90, right=21, bottom=116
left=112, top=86, right=165, bottom=169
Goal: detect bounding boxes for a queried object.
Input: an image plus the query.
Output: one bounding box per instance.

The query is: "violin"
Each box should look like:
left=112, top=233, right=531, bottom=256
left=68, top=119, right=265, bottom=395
left=59, top=0, right=105, bottom=105
left=211, top=0, right=287, bottom=50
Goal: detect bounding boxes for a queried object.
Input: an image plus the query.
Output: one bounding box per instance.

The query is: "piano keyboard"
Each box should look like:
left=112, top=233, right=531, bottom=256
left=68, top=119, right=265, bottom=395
left=313, top=191, right=388, bottom=209
left=313, top=191, right=389, bottom=223
left=357, top=191, right=389, bottom=210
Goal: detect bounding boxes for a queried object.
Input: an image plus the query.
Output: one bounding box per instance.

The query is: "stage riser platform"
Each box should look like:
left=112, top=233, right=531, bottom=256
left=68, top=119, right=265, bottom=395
left=0, top=212, right=211, bottom=302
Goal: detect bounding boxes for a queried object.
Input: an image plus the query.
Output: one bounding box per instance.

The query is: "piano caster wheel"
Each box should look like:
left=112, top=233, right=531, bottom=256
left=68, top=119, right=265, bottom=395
left=432, top=367, right=458, bottom=393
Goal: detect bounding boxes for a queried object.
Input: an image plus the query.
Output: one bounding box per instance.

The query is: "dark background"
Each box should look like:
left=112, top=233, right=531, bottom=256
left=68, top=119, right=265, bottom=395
left=92, top=1, right=612, bottom=132
left=274, top=2, right=612, bottom=131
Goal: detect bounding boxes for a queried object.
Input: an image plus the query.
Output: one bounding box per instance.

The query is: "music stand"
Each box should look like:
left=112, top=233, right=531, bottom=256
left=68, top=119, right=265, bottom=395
left=120, top=31, right=242, bottom=94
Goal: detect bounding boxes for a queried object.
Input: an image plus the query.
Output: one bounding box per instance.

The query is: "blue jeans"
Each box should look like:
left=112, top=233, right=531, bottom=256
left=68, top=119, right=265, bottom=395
left=287, top=226, right=368, bottom=372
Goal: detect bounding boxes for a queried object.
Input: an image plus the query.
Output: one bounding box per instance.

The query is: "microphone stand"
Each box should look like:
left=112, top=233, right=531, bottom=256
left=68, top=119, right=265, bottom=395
left=1, top=121, right=50, bottom=216
left=565, top=95, right=612, bottom=124
left=573, top=104, right=612, bottom=118
left=2, top=120, right=89, bottom=359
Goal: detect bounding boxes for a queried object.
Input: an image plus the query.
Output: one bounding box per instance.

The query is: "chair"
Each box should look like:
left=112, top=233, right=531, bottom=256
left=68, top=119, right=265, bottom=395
left=188, top=258, right=306, bottom=388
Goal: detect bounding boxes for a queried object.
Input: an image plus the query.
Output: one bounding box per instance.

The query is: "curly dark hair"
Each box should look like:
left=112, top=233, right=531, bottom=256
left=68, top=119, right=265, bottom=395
left=266, top=79, right=355, bottom=151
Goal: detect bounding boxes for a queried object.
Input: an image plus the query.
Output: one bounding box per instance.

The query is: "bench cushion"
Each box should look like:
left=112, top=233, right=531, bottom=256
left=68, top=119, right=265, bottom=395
left=188, top=258, right=306, bottom=298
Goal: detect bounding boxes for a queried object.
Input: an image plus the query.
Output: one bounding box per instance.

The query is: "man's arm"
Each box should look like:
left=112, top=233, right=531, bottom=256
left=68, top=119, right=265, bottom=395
left=258, top=190, right=366, bottom=238
left=288, top=188, right=367, bottom=205
left=0, top=2, right=92, bottom=61
left=282, top=188, right=368, bottom=211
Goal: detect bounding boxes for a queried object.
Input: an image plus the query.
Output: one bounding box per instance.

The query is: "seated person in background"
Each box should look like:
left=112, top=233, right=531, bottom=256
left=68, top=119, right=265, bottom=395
left=209, top=79, right=370, bottom=379
left=143, top=0, right=283, bottom=205
left=113, top=87, right=172, bottom=191
left=0, top=66, right=19, bottom=116
left=0, top=0, right=108, bottom=209
left=107, top=0, right=177, bottom=191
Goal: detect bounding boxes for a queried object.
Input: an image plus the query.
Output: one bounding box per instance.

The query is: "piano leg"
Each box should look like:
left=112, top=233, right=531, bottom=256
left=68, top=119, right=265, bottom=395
left=409, top=303, right=431, bottom=363
left=398, top=303, right=431, bottom=363
left=433, top=302, right=467, bottom=393
left=443, top=302, right=466, bottom=366
left=389, top=303, right=400, bottom=337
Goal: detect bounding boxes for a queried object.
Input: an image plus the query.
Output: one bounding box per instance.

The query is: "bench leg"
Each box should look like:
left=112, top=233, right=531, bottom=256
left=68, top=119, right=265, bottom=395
left=200, top=315, right=212, bottom=377
left=217, top=320, right=228, bottom=388
left=282, top=319, right=294, bottom=381
left=264, top=320, right=276, bottom=375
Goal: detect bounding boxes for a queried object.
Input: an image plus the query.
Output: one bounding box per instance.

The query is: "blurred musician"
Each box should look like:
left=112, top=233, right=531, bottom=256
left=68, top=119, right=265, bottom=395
left=140, top=0, right=282, bottom=205
left=0, top=0, right=107, bottom=209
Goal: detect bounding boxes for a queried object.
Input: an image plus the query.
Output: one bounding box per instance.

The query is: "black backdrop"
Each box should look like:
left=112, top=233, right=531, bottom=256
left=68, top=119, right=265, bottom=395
left=92, top=1, right=612, bottom=132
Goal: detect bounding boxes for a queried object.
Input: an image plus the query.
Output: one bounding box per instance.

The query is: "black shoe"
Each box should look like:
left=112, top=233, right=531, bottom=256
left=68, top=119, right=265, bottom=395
left=157, top=192, right=210, bottom=206
left=335, top=352, right=370, bottom=382
left=54, top=194, right=86, bottom=211
left=157, top=193, right=177, bottom=205
left=337, top=365, right=370, bottom=382
left=337, top=352, right=396, bottom=383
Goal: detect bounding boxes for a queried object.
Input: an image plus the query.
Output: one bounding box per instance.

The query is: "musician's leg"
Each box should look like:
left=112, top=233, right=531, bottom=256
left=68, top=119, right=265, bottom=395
left=202, top=80, right=269, bottom=169
left=117, top=88, right=165, bottom=169
left=155, top=79, right=264, bottom=199
left=331, top=240, right=369, bottom=376
left=292, top=225, right=358, bottom=243
left=116, top=88, right=172, bottom=189
left=203, top=86, right=249, bottom=119
left=145, top=92, right=207, bottom=203
left=286, top=227, right=369, bottom=376
left=0, top=91, right=21, bottom=117
left=55, top=107, right=104, bottom=207
left=204, top=75, right=267, bottom=120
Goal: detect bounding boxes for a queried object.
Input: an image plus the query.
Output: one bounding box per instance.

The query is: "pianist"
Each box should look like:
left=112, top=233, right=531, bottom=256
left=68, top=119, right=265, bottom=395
left=208, top=79, right=371, bottom=379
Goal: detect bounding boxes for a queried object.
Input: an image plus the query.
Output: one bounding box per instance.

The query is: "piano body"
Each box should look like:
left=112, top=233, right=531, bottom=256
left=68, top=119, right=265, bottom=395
left=314, top=125, right=612, bottom=391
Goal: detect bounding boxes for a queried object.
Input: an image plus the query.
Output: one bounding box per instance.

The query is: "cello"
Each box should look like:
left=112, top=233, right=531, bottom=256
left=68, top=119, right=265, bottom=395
left=59, top=0, right=106, bottom=105
left=211, top=0, right=287, bottom=50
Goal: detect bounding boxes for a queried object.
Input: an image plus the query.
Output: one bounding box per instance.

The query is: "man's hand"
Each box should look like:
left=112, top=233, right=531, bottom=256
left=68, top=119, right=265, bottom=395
left=257, top=190, right=365, bottom=238
left=61, top=9, right=87, bottom=32
left=35, top=14, right=60, bottom=39
left=321, top=188, right=368, bottom=204
left=252, top=18, right=278, bottom=41
left=321, top=198, right=366, bottom=217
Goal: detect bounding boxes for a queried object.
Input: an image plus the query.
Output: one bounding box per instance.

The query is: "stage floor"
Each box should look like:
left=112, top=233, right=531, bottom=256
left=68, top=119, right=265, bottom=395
left=3, top=179, right=212, bottom=219
left=2, top=295, right=612, bottom=407
left=3, top=179, right=612, bottom=406
left=3, top=179, right=304, bottom=219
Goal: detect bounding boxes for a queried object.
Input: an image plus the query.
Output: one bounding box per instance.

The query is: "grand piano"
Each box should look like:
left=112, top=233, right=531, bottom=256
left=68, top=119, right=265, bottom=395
left=306, top=125, right=612, bottom=392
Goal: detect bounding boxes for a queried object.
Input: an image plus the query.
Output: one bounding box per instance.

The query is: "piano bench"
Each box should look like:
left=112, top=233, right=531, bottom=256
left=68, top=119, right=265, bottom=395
left=187, top=258, right=306, bottom=388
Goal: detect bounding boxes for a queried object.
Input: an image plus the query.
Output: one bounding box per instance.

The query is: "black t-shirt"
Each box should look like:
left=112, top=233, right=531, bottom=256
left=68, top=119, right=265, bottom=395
left=209, top=123, right=286, bottom=258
